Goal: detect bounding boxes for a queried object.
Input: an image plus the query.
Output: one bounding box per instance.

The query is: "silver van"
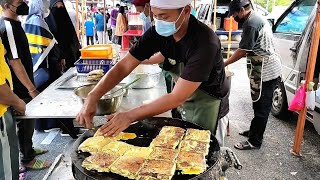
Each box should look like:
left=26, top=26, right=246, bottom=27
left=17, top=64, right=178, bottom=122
left=269, top=0, right=320, bottom=133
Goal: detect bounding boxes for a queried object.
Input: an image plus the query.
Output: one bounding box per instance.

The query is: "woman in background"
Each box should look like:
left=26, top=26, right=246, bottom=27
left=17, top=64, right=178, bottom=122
left=114, top=6, right=127, bottom=45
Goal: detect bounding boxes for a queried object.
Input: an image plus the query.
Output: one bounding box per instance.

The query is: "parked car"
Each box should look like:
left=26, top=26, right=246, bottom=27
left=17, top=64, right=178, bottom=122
left=268, top=0, right=320, bottom=133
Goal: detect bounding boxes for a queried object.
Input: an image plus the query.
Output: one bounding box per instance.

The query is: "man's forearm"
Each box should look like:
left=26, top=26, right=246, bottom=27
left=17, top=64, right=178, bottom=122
left=0, top=84, right=21, bottom=107
left=141, top=53, right=165, bottom=65
left=10, top=60, right=36, bottom=91
left=225, top=49, right=247, bottom=66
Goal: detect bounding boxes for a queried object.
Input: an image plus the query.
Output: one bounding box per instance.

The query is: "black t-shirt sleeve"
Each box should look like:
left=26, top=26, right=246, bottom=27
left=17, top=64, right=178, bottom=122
left=180, top=38, right=219, bottom=82
left=129, top=27, right=161, bottom=61
left=239, top=26, right=259, bottom=50
left=2, top=26, right=21, bottom=61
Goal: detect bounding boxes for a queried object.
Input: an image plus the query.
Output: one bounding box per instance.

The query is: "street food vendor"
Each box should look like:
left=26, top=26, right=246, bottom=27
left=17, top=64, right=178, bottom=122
left=77, top=0, right=230, bottom=136
left=225, top=0, right=282, bottom=150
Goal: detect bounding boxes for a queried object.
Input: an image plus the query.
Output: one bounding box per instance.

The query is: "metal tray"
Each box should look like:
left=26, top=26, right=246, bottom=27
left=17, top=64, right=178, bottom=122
left=55, top=73, right=96, bottom=89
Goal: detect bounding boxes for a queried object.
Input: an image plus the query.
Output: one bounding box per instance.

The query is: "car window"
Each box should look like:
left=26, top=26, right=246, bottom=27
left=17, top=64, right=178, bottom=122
left=275, top=0, right=316, bottom=34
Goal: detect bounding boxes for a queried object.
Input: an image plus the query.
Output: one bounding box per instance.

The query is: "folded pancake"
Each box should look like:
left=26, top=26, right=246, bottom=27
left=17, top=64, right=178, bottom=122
left=138, top=159, right=176, bottom=178
left=94, top=130, right=137, bottom=140
left=150, top=136, right=181, bottom=149
left=101, top=141, right=133, bottom=156
left=78, top=136, right=113, bottom=154
left=124, top=146, right=153, bottom=158
left=184, top=128, right=211, bottom=143
left=110, top=156, right=146, bottom=179
left=176, top=151, right=207, bottom=175
left=87, top=69, right=104, bottom=81
left=179, top=140, right=210, bottom=156
left=149, top=147, right=179, bottom=161
left=82, top=152, right=120, bottom=172
left=158, top=126, right=185, bottom=139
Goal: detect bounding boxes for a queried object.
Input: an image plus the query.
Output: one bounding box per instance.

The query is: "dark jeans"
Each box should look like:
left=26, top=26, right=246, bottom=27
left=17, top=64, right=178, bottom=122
left=116, top=36, right=122, bottom=45
left=17, top=98, right=36, bottom=163
left=248, top=78, right=277, bottom=147
left=86, top=36, right=94, bottom=45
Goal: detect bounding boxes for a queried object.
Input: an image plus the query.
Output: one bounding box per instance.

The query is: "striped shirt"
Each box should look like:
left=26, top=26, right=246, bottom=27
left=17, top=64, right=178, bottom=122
left=239, top=11, right=282, bottom=82
left=0, top=17, right=34, bottom=98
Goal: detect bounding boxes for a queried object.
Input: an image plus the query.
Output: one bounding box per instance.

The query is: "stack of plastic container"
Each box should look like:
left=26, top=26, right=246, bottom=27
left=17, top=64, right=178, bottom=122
left=75, top=44, right=114, bottom=74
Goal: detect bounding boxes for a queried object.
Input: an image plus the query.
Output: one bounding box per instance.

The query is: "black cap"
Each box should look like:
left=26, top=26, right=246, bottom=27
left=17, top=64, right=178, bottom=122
left=228, top=0, right=250, bottom=16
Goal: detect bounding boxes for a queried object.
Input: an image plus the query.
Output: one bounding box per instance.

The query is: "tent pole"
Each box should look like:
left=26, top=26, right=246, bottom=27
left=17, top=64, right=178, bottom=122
left=76, top=0, right=80, bottom=39
left=292, top=5, right=320, bottom=156
left=103, top=0, right=106, bottom=44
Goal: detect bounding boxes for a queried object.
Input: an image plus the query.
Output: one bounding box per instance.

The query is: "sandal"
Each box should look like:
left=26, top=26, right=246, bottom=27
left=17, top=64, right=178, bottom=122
left=234, top=141, right=260, bottom=150
left=34, top=148, right=48, bottom=156
left=24, top=159, right=51, bottom=170
left=19, top=172, right=27, bottom=180
left=239, top=130, right=250, bottom=137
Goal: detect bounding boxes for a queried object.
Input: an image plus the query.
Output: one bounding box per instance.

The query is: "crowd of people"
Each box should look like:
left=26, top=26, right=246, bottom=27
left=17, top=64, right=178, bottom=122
left=84, top=4, right=128, bottom=46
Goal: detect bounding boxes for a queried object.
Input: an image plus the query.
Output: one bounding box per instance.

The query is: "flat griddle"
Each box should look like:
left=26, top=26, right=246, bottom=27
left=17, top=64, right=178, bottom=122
left=71, top=117, right=222, bottom=180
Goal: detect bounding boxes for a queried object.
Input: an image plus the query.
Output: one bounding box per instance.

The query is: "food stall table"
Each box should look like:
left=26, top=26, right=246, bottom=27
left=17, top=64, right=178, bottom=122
left=16, top=67, right=171, bottom=123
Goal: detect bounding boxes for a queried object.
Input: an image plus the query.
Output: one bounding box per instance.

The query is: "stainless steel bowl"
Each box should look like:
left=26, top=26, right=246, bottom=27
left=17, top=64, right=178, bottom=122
left=74, top=84, right=125, bottom=115
left=127, top=65, right=162, bottom=89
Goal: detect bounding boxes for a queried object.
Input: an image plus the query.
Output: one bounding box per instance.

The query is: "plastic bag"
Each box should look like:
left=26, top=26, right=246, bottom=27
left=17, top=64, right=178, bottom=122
left=316, top=87, right=320, bottom=97
left=306, top=91, right=316, bottom=111
left=289, top=85, right=306, bottom=111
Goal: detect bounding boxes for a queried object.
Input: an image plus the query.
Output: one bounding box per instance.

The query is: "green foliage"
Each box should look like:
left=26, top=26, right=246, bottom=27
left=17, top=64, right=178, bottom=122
left=253, top=0, right=294, bottom=12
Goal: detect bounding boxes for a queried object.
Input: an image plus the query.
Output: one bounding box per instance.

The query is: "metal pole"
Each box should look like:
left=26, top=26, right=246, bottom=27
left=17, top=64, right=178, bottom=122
left=81, top=0, right=85, bottom=45
left=292, top=6, right=320, bottom=156
left=103, top=0, right=106, bottom=44
left=213, top=0, right=217, bottom=31
left=76, top=0, right=80, bottom=39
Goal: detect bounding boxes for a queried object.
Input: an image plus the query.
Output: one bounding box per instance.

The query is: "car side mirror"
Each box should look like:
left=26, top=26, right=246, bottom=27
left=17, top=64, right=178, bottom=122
left=267, top=18, right=275, bottom=28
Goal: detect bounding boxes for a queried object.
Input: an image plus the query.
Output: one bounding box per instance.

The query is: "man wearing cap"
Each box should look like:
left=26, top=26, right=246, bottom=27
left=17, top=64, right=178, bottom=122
left=132, top=0, right=152, bottom=33
left=225, top=0, right=282, bottom=150
left=76, top=0, right=230, bottom=137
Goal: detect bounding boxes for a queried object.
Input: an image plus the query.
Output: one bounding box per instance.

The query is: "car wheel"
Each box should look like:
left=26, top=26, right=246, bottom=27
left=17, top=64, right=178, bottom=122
left=271, top=79, right=288, bottom=118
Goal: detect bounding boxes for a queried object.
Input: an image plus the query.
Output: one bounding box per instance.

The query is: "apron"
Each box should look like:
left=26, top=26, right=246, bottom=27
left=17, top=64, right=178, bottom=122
left=247, top=55, right=264, bottom=102
left=168, top=61, right=221, bottom=133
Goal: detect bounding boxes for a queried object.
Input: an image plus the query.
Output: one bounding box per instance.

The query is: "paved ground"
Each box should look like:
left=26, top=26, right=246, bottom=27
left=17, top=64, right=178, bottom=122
left=27, top=59, right=320, bottom=180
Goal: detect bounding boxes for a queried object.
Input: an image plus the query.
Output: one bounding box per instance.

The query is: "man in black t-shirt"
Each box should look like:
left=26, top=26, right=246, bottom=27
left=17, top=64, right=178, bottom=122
left=0, top=0, right=50, bottom=170
left=77, top=0, right=230, bottom=137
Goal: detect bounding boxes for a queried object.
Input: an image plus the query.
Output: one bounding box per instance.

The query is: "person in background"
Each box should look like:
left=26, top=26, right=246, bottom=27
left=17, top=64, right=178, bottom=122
left=225, top=0, right=282, bottom=150
left=0, top=0, right=51, bottom=170
left=111, top=4, right=120, bottom=43
left=47, top=0, right=80, bottom=69
left=0, top=35, right=26, bottom=180
left=106, top=10, right=112, bottom=42
left=84, top=16, right=95, bottom=45
left=115, top=6, right=127, bottom=45
left=132, top=0, right=152, bottom=33
left=95, top=7, right=105, bottom=44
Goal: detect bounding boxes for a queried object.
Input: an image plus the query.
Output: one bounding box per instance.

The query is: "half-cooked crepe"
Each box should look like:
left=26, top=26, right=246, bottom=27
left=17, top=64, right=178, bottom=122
left=94, top=130, right=137, bottom=140
left=176, top=151, right=207, bottom=175
left=179, top=140, right=210, bottom=156
left=78, top=136, right=113, bottom=154
left=149, top=147, right=179, bottom=161
left=123, top=146, right=153, bottom=158
left=184, top=128, right=211, bottom=143
left=110, top=156, right=146, bottom=179
left=137, top=159, right=176, bottom=180
left=101, top=141, right=133, bottom=156
left=150, top=136, right=181, bottom=149
left=158, top=126, right=185, bottom=139
left=82, top=152, right=120, bottom=172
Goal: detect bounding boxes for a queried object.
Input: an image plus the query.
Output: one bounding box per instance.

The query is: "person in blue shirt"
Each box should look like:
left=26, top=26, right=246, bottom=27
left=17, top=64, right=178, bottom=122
left=95, top=7, right=105, bottom=44
left=132, top=0, right=152, bottom=34
left=84, top=16, right=95, bottom=45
